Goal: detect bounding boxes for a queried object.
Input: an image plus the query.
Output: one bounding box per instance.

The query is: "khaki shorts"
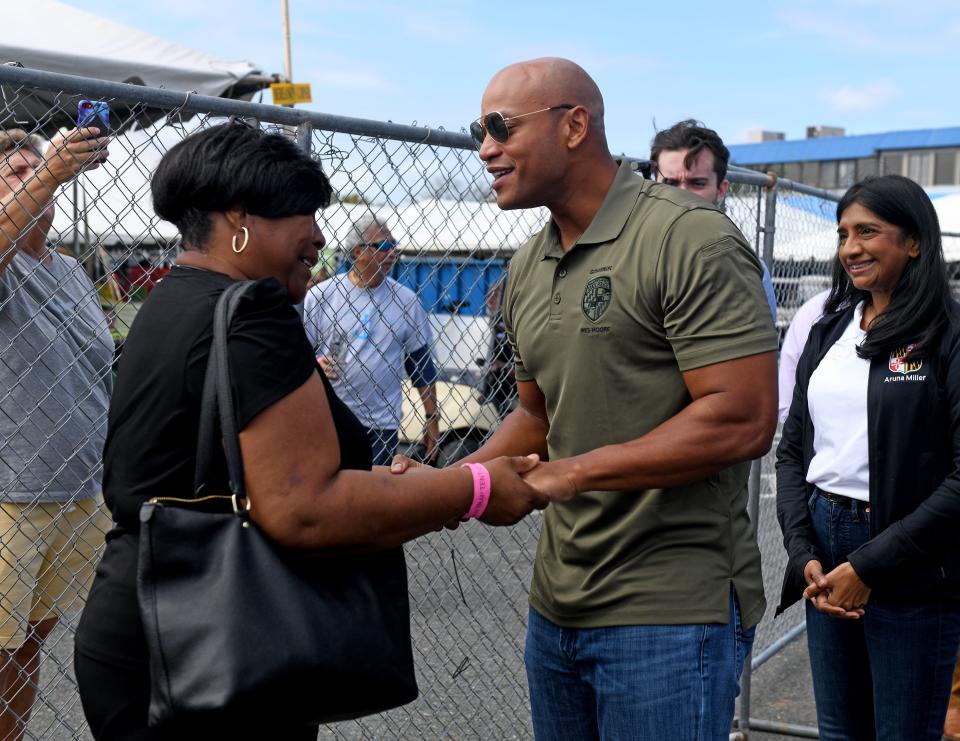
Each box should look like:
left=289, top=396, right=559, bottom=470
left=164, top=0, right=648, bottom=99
left=0, top=497, right=110, bottom=649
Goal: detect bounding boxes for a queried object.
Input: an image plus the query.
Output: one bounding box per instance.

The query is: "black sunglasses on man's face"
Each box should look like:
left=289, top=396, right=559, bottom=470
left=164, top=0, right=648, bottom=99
left=469, top=105, right=574, bottom=149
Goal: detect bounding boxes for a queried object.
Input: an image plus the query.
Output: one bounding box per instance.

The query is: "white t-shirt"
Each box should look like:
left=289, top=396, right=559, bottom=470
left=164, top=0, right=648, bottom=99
left=302, top=274, right=431, bottom=429
left=805, top=303, right=870, bottom=501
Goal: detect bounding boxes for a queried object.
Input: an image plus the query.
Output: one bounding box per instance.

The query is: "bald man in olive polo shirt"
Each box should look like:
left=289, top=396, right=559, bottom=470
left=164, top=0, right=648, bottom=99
left=464, top=58, right=778, bottom=740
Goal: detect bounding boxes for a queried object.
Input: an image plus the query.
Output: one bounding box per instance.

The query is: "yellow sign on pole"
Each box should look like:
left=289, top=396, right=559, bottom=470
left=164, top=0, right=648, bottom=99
left=270, top=83, right=312, bottom=106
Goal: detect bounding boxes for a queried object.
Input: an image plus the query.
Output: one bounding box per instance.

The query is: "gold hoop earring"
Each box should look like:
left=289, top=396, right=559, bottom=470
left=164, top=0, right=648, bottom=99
left=232, top=226, right=249, bottom=254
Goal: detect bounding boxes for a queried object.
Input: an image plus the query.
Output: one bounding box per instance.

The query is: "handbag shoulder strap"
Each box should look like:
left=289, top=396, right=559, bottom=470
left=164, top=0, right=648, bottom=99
left=193, top=281, right=256, bottom=498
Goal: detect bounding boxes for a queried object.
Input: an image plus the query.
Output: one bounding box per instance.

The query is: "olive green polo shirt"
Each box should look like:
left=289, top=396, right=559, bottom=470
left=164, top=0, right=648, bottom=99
left=502, top=161, right=777, bottom=629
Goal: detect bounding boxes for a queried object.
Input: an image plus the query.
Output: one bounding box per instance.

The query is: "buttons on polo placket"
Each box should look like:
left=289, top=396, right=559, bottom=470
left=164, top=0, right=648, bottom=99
left=549, top=263, right=566, bottom=320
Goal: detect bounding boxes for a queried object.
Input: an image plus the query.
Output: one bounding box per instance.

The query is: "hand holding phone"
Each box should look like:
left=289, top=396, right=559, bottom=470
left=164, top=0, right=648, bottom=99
left=39, top=103, right=111, bottom=185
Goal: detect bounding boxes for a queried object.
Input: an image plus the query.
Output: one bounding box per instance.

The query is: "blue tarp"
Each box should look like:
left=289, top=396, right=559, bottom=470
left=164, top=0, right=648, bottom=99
left=394, top=258, right=506, bottom=316
left=338, top=257, right=507, bottom=317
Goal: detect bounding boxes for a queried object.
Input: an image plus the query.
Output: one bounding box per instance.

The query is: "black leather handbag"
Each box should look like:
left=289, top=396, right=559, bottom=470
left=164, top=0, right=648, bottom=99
left=136, top=281, right=418, bottom=729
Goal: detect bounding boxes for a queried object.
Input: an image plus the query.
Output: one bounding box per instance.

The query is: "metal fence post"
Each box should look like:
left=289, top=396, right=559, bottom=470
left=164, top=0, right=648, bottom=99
left=733, top=458, right=763, bottom=739
left=735, top=185, right=776, bottom=739
left=762, top=181, right=777, bottom=274
left=293, top=120, right=314, bottom=318
left=295, top=120, right=313, bottom=154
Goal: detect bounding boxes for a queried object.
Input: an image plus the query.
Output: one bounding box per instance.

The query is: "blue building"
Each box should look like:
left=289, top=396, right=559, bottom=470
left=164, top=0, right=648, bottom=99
left=727, top=126, right=960, bottom=191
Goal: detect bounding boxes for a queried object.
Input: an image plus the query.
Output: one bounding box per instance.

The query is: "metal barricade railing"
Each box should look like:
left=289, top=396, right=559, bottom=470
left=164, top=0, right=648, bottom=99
left=0, top=62, right=900, bottom=739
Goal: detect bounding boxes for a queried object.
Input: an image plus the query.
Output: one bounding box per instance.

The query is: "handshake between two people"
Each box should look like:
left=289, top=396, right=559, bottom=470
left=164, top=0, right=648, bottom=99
left=389, top=452, right=578, bottom=527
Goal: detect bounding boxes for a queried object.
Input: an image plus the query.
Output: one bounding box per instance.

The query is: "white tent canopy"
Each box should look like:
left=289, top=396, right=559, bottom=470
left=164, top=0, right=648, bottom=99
left=3, top=0, right=267, bottom=96
left=1, top=1, right=272, bottom=135
left=766, top=194, right=960, bottom=262
left=931, top=194, right=960, bottom=260
left=724, top=196, right=837, bottom=262
left=320, top=201, right=548, bottom=256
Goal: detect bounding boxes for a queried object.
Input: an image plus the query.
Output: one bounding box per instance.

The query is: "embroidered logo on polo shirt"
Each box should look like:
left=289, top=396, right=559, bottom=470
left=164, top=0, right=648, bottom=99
left=888, top=345, right=922, bottom=375
left=582, top=276, right=612, bottom=323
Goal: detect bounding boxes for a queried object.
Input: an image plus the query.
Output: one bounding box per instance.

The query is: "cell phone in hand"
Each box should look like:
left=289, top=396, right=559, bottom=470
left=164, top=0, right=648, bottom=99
left=77, top=100, right=110, bottom=132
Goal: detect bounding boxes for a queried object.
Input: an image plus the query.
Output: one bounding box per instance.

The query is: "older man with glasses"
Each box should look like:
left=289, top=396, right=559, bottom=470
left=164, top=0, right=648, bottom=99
left=303, top=213, right=440, bottom=465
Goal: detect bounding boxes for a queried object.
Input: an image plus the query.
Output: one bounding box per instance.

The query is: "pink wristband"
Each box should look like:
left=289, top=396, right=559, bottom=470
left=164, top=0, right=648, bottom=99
left=461, top=463, right=491, bottom=520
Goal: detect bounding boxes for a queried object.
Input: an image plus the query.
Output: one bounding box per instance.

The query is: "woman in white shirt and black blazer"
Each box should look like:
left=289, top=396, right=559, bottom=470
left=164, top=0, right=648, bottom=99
left=776, top=174, right=960, bottom=741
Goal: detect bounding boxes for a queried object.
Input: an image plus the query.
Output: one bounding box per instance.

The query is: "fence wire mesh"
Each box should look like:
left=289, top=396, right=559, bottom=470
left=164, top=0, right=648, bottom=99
left=0, top=64, right=921, bottom=739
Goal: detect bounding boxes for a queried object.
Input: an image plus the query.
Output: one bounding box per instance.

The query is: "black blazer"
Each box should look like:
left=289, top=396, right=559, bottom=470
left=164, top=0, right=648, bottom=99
left=775, top=301, right=960, bottom=614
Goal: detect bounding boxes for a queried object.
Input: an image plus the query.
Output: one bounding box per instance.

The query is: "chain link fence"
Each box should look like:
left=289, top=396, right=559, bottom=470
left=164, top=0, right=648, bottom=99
left=2, top=63, right=953, bottom=740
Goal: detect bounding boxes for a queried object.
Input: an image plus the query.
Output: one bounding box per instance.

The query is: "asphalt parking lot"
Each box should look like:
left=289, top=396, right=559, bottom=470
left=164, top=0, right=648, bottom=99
left=29, top=491, right=823, bottom=740
left=32, top=605, right=819, bottom=741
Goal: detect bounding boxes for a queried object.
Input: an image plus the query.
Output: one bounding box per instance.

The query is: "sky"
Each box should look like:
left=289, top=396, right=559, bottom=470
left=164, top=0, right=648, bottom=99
left=66, top=0, right=960, bottom=157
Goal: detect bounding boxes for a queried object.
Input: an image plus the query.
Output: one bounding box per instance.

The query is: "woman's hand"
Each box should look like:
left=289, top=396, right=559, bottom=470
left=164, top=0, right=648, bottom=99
left=389, top=454, right=428, bottom=473
left=802, top=559, right=867, bottom=619
left=802, top=559, right=828, bottom=593
left=479, top=454, right=549, bottom=526
left=822, top=562, right=871, bottom=612
left=521, top=459, right=578, bottom=503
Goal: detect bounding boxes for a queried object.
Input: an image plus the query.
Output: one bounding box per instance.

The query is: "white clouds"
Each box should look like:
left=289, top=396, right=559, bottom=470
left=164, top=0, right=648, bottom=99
left=780, top=7, right=960, bottom=55
left=824, top=80, right=899, bottom=112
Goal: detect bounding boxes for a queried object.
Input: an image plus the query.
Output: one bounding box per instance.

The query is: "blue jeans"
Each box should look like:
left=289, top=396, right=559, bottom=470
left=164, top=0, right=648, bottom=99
left=366, top=427, right=398, bottom=467
left=805, top=489, right=960, bottom=741
left=524, top=586, right=753, bottom=741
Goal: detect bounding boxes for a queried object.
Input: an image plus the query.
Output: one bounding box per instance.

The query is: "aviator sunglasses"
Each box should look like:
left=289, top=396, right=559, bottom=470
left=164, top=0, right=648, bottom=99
left=359, top=238, right=398, bottom=252
left=469, top=105, right=574, bottom=148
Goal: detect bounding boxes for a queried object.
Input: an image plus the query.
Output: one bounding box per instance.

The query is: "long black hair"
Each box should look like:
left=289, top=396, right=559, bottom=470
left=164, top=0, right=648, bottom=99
left=824, top=175, right=951, bottom=359
left=152, top=120, right=333, bottom=249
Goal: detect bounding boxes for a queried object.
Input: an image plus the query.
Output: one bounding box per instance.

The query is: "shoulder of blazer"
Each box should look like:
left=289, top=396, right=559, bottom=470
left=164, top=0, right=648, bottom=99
left=941, top=300, right=960, bottom=354
left=928, top=300, right=960, bottom=390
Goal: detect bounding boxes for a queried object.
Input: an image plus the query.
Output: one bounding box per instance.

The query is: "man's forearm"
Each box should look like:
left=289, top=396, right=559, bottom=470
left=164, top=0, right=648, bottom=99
left=415, top=384, right=437, bottom=418
left=557, top=390, right=774, bottom=493
left=0, top=171, right=59, bottom=275
left=459, top=405, right=549, bottom=465
left=415, top=384, right=440, bottom=456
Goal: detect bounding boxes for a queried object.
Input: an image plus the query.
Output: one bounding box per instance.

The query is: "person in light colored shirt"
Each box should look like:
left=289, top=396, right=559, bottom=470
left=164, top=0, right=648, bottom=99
left=777, top=289, right=830, bottom=422
left=303, top=214, right=440, bottom=465
left=0, top=126, right=112, bottom=741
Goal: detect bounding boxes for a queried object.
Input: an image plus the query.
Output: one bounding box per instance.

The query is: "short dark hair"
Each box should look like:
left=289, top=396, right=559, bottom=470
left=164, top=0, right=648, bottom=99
left=825, top=175, right=952, bottom=360
left=152, top=121, right=333, bottom=248
left=650, top=119, right=729, bottom=184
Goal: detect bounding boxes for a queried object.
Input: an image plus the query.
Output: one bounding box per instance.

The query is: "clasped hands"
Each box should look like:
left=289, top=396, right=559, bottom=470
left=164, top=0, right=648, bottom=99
left=802, top=559, right=871, bottom=620
left=390, top=454, right=577, bottom=527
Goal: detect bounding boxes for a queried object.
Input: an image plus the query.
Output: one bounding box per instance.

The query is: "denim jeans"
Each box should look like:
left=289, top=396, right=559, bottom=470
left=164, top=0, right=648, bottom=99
left=524, top=586, right=753, bottom=741
left=805, top=489, right=960, bottom=741
left=366, top=427, right=398, bottom=467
